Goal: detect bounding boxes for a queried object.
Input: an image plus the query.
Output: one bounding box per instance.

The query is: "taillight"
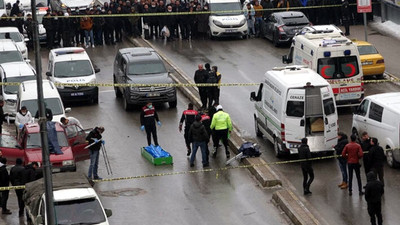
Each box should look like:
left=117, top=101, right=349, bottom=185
left=376, top=59, right=384, bottom=64
left=278, top=25, right=284, bottom=32
left=281, top=123, right=285, bottom=141
left=360, top=76, right=364, bottom=91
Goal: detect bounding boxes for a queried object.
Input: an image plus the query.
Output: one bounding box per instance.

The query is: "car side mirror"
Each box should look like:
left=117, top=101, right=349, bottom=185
left=250, top=92, right=256, bottom=102
left=65, top=108, right=71, bottom=113
left=24, top=38, right=29, bottom=42
left=46, top=71, right=51, bottom=77
left=105, top=209, right=112, bottom=217
left=300, top=119, right=304, bottom=127
left=282, top=55, right=290, bottom=64
left=36, top=215, right=43, bottom=224
left=25, top=59, right=31, bottom=63
left=94, top=68, right=100, bottom=73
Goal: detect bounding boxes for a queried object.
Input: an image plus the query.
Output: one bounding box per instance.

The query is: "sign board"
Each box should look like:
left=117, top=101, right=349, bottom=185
left=357, top=0, right=372, bottom=13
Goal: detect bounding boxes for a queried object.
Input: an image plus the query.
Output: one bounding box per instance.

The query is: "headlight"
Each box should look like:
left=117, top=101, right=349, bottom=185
left=62, top=160, right=75, bottom=166
left=239, top=18, right=246, bottom=26
left=213, top=20, right=223, bottom=27
left=6, top=99, right=16, bottom=106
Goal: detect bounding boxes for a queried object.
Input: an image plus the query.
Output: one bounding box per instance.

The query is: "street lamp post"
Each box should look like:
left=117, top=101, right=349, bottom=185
left=31, top=0, right=56, bottom=224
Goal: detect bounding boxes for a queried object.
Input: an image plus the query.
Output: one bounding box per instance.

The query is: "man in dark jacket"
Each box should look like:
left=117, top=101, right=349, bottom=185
left=365, top=171, right=384, bottom=225
left=194, top=64, right=209, bottom=109
left=0, top=96, right=4, bottom=134
left=104, top=10, right=115, bottom=45
left=334, top=132, right=348, bottom=189
left=298, top=137, right=313, bottom=195
left=360, top=131, right=372, bottom=179
left=188, top=115, right=209, bottom=167
left=140, top=102, right=162, bottom=146
left=42, top=9, right=55, bottom=49
left=368, top=138, right=385, bottom=185
left=0, top=158, right=11, bottom=214
left=10, top=158, right=25, bottom=216
left=21, top=162, right=39, bottom=184
left=86, top=126, right=105, bottom=180
left=179, top=103, right=198, bottom=157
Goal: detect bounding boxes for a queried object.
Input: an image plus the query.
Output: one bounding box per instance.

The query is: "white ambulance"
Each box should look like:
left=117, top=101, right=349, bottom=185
left=282, top=27, right=364, bottom=107
left=250, top=66, right=338, bottom=157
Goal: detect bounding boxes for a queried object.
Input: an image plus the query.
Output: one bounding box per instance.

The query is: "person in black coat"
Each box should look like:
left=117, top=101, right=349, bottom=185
left=104, top=10, right=115, bottom=45
left=0, top=158, right=11, bottom=214
left=188, top=115, right=209, bottom=167
left=298, top=137, right=314, bottom=195
left=341, top=0, right=351, bottom=36
left=10, top=158, right=25, bottom=216
left=42, top=10, right=55, bottom=49
left=334, top=132, right=349, bottom=189
left=86, top=126, right=105, bottom=180
left=360, top=131, right=372, bottom=178
left=0, top=96, right=4, bottom=134
left=365, top=171, right=384, bottom=225
left=21, top=162, right=39, bottom=184
left=194, top=64, right=209, bottom=109
left=164, top=5, right=176, bottom=41
left=368, top=138, right=386, bottom=185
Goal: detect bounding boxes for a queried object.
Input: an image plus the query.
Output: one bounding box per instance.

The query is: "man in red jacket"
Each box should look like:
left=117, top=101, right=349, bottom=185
left=342, top=134, right=364, bottom=196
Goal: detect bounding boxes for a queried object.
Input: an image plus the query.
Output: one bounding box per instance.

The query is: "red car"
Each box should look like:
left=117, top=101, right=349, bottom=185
left=0, top=123, right=89, bottom=172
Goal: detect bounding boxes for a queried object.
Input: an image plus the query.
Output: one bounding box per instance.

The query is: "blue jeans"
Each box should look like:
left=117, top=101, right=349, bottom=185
left=190, top=141, right=208, bottom=165
left=338, top=157, right=348, bottom=183
left=84, top=29, right=94, bottom=46
left=88, top=149, right=100, bottom=178
left=247, top=19, right=255, bottom=35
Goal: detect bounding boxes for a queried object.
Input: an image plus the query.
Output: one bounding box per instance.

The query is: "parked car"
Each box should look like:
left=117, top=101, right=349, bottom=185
left=0, top=122, right=88, bottom=171
left=0, top=27, right=28, bottom=59
left=260, top=11, right=310, bottom=46
left=0, top=39, right=25, bottom=64
left=353, top=40, right=385, bottom=79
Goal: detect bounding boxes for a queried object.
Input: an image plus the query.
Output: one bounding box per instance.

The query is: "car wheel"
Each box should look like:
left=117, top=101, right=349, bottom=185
left=169, top=100, right=177, bottom=108
left=352, top=128, right=359, bottom=139
left=273, top=33, right=279, bottom=47
left=386, top=149, right=398, bottom=168
left=254, top=117, right=263, bottom=137
left=207, top=28, right=214, bottom=40
left=274, top=138, right=282, bottom=158
left=114, top=76, right=122, bottom=98
left=376, top=74, right=384, bottom=79
left=123, top=94, right=132, bottom=111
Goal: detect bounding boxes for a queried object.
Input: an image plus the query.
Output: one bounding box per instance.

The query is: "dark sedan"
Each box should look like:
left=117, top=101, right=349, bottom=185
left=260, top=11, right=310, bottom=47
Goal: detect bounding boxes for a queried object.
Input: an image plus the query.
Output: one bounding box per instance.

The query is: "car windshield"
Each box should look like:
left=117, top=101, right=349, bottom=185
left=128, top=61, right=167, bottom=75
left=56, top=198, right=106, bottom=225
left=26, top=131, right=68, bottom=148
left=357, top=45, right=378, bottom=55
left=210, top=3, right=242, bottom=15
left=4, top=76, right=36, bottom=94
left=21, top=98, right=64, bottom=116
left=0, top=51, right=24, bottom=64
left=317, top=56, right=360, bottom=79
left=0, top=32, right=22, bottom=42
left=281, top=15, right=309, bottom=25
left=0, top=0, right=4, bottom=9
left=54, top=60, right=93, bottom=77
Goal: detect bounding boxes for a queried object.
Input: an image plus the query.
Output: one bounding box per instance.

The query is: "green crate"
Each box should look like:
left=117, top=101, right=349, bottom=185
left=141, top=147, right=173, bottom=166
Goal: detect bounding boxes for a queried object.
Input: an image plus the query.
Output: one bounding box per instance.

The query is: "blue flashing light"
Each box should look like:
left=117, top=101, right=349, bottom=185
left=324, top=51, right=331, bottom=57
left=344, top=50, right=351, bottom=56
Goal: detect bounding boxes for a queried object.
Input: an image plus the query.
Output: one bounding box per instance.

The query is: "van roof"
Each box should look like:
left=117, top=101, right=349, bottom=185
left=266, top=66, right=329, bottom=87
left=366, top=92, right=400, bottom=112
left=50, top=47, right=89, bottom=62
left=0, top=62, right=35, bottom=78
left=0, top=27, right=20, bottom=33
left=19, top=80, right=59, bottom=99
left=54, top=188, right=97, bottom=202
left=0, top=39, right=19, bottom=51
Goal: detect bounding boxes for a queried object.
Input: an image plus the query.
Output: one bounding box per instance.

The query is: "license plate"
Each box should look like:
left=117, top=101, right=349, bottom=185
left=226, top=29, right=237, bottom=33
left=71, top=92, right=84, bottom=96
left=147, top=93, right=160, bottom=97
left=52, top=168, right=61, bottom=173
left=339, top=93, right=359, bottom=100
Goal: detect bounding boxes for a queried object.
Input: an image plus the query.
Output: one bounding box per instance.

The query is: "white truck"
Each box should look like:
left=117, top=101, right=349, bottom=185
left=24, top=172, right=112, bottom=225
left=250, top=66, right=338, bottom=157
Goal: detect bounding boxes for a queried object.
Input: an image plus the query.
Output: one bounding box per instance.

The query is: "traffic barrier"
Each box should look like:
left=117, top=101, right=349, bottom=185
left=2, top=147, right=397, bottom=191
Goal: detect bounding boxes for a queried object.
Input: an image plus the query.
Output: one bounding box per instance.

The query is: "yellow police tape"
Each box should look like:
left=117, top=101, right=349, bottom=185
left=0, top=78, right=399, bottom=88
left=11, top=2, right=375, bottom=19
left=1, top=147, right=397, bottom=191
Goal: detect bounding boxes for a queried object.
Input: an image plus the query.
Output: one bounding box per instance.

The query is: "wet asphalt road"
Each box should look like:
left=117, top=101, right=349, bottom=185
left=0, top=41, right=289, bottom=225
left=146, top=25, right=400, bottom=225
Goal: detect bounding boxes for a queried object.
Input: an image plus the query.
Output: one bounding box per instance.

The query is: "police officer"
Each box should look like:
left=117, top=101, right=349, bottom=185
left=140, top=102, right=162, bottom=146
left=210, top=105, right=232, bottom=158
left=179, top=103, right=198, bottom=156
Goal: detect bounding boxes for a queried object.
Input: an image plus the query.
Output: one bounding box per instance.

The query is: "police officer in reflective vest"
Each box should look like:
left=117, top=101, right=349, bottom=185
left=210, top=105, right=232, bottom=158
left=179, top=103, right=198, bottom=156
left=140, top=102, right=162, bottom=146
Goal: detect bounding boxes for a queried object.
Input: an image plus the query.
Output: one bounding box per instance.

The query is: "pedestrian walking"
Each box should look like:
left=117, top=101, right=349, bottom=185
left=298, top=137, right=314, bottom=195
left=86, top=126, right=105, bottom=180
left=179, top=103, right=198, bottom=156
left=188, top=115, right=210, bottom=167
left=368, top=138, right=385, bottom=185
left=10, top=158, right=24, bottom=216
left=342, top=134, right=364, bottom=196
left=194, top=64, right=209, bottom=109
left=210, top=105, right=232, bottom=158
left=0, top=157, right=11, bottom=214
left=15, top=106, right=33, bottom=131
left=360, top=131, right=372, bottom=179
left=200, top=110, right=212, bottom=159
left=140, top=102, right=162, bottom=146
left=365, top=171, right=384, bottom=225
left=334, top=132, right=348, bottom=189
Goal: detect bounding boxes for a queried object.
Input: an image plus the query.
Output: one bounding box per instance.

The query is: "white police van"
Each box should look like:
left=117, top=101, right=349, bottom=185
left=47, top=47, right=100, bottom=104
left=250, top=66, right=338, bottom=157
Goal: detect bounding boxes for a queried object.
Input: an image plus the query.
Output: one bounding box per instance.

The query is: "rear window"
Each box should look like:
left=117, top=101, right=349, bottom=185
left=128, top=61, right=167, bottom=75
left=22, top=98, right=64, bottom=116
left=286, top=101, right=304, bottom=117
left=26, top=131, right=68, bottom=148
left=323, top=98, right=335, bottom=115
left=54, top=60, right=93, bottom=77
left=357, top=45, right=378, bottom=55
left=281, top=15, right=309, bottom=25
left=4, top=75, right=36, bottom=94
left=0, top=51, right=24, bottom=64
left=317, top=56, right=359, bottom=79
left=0, top=32, right=22, bottom=42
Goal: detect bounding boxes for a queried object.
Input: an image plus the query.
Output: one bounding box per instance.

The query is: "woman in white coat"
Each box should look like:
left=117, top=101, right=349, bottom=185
left=15, top=106, right=33, bottom=131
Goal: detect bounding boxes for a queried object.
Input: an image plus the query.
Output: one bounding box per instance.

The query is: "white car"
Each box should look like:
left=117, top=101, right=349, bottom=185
left=0, top=27, right=28, bottom=59
left=0, top=39, right=26, bottom=64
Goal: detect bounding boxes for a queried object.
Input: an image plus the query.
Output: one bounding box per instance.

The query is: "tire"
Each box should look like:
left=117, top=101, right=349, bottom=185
left=274, top=138, right=282, bottom=158
left=273, top=34, right=279, bottom=47
left=376, top=74, right=384, bottom=79
left=386, top=149, right=399, bottom=168
left=169, top=100, right=177, bottom=108
left=254, top=117, right=263, bottom=137
left=114, top=76, right=123, bottom=98
left=352, top=128, right=359, bottom=139
left=123, top=94, right=132, bottom=111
